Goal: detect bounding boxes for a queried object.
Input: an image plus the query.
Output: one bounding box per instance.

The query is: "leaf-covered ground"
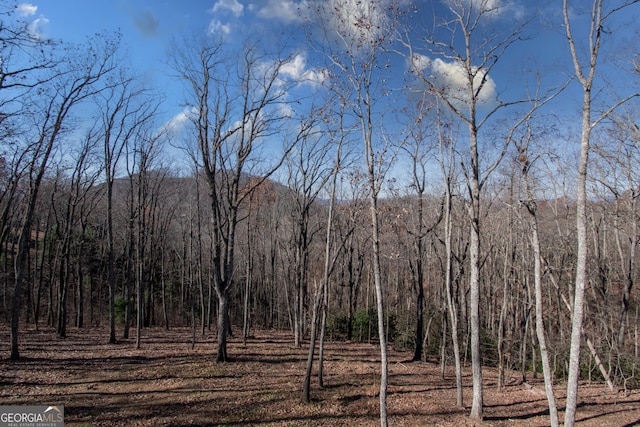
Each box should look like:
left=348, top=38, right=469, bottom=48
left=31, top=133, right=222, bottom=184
left=1, top=327, right=639, bottom=426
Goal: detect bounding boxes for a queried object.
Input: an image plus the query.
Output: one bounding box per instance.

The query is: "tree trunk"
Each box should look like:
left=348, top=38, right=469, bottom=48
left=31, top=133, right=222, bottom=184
left=161, top=246, right=169, bottom=330
left=564, top=86, right=592, bottom=427
left=76, top=228, right=86, bottom=328
left=56, top=254, right=69, bottom=338
left=468, top=219, right=483, bottom=421
left=10, top=208, right=35, bottom=359
left=440, top=129, right=463, bottom=407
left=369, top=193, right=388, bottom=427
left=11, top=133, right=58, bottom=358
left=242, top=259, right=252, bottom=344
left=216, top=289, right=229, bottom=362
left=520, top=151, right=559, bottom=426
left=136, top=248, right=143, bottom=349
left=106, top=182, right=118, bottom=344
left=497, top=274, right=508, bottom=390
left=318, top=277, right=329, bottom=388
left=413, top=263, right=424, bottom=362
left=440, top=307, right=447, bottom=379
left=616, top=193, right=637, bottom=347
left=302, top=281, right=323, bottom=403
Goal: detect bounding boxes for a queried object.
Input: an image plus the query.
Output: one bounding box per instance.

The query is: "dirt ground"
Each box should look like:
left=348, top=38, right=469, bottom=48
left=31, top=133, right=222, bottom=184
left=1, top=327, right=640, bottom=426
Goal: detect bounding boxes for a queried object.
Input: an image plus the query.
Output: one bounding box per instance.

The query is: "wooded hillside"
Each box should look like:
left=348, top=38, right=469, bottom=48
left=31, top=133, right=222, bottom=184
left=2, top=0, right=639, bottom=425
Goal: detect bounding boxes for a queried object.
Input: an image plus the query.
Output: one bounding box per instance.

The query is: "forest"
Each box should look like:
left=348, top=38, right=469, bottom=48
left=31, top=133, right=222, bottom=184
left=1, top=0, right=640, bottom=426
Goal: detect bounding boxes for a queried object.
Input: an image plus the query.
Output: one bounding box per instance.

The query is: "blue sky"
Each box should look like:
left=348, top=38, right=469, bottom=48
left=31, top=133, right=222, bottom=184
left=12, top=0, right=330, bottom=169
left=12, top=1, right=564, bottom=108
left=10, top=0, right=640, bottom=181
left=16, top=1, right=314, bottom=125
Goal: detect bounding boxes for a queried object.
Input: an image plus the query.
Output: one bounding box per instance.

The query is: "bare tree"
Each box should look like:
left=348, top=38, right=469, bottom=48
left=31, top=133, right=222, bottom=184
left=96, top=73, right=157, bottom=344
left=403, top=1, right=531, bottom=419
left=0, top=2, right=58, bottom=314
left=169, top=33, right=297, bottom=362
left=436, top=103, right=465, bottom=407
left=334, top=167, right=369, bottom=343
left=302, top=97, right=354, bottom=402
left=401, top=97, right=443, bottom=362
left=591, top=106, right=640, bottom=349
left=562, top=0, right=639, bottom=424
left=0, top=1, right=57, bottom=142
left=513, top=116, right=560, bottom=427
left=50, top=132, right=102, bottom=338
left=127, top=118, right=164, bottom=349
left=285, top=109, right=333, bottom=348
left=9, top=34, right=120, bottom=359
left=311, top=1, right=402, bottom=423
left=72, top=133, right=103, bottom=329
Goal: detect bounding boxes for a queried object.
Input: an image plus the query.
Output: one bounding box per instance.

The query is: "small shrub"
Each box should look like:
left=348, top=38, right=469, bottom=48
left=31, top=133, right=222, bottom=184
left=327, top=309, right=349, bottom=340
left=612, top=353, right=640, bottom=389
left=114, top=296, right=127, bottom=325
left=385, top=312, right=399, bottom=343
left=353, top=308, right=374, bottom=342
left=393, top=327, right=415, bottom=352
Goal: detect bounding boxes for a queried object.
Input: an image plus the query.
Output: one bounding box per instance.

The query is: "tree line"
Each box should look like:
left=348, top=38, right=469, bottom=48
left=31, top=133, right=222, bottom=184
left=1, top=1, right=639, bottom=426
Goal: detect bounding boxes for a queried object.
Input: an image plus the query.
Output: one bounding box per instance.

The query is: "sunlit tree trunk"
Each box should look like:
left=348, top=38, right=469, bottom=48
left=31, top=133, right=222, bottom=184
left=562, top=0, right=639, bottom=423
left=403, top=2, right=532, bottom=418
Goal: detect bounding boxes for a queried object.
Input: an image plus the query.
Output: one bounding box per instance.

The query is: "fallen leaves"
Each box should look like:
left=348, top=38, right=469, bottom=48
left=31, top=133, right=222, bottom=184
left=1, top=326, right=639, bottom=426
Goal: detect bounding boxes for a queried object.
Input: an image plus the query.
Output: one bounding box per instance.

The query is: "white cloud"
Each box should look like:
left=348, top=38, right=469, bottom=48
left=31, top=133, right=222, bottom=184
left=27, top=16, right=49, bottom=39
left=280, top=54, right=306, bottom=79
left=280, top=54, right=327, bottom=86
left=248, top=54, right=326, bottom=121
left=411, top=54, right=431, bottom=73
left=159, top=107, right=197, bottom=137
left=208, top=19, right=232, bottom=36
left=211, top=0, right=244, bottom=17
left=17, top=3, right=49, bottom=39
left=411, top=54, right=497, bottom=107
left=277, top=102, right=295, bottom=119
left=16, top=3, right=37, bottom=16
left=256, top=0, right=311, bottom=23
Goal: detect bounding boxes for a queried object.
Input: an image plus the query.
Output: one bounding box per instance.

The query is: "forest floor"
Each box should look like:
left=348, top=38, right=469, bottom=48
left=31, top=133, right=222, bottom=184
left=1, top=326, right=640, bottom=426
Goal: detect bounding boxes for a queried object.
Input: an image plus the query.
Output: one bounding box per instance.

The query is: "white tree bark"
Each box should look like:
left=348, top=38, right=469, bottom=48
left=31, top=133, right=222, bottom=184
left=562, top=0, right=639, bottom=423
left=520, top=146, right=559, bottom=427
